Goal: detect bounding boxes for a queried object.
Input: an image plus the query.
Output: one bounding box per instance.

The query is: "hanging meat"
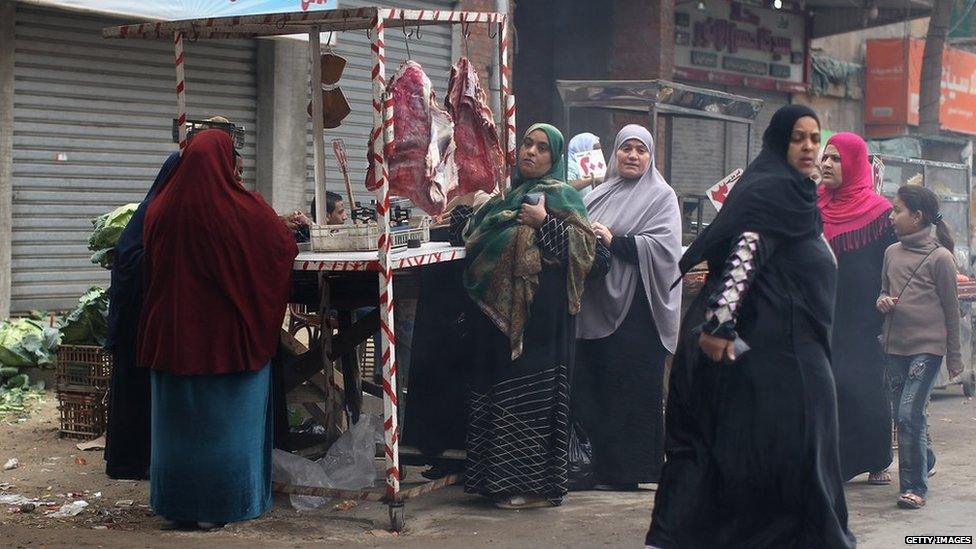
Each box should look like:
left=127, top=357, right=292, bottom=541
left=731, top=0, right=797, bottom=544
left=365, top=61, right=457, bottom=216
left=445, top=57, right=505, bottom=199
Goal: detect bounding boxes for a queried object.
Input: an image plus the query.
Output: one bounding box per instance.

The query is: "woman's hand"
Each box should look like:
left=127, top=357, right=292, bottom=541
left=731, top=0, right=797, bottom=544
left=876, top=295, right=898, bottom=314
left=591, top=222, right=613, bottom=246
left=699, top=332, right=737, bottom=363
left=518, top=196, right=547, bottom=229
left=947, top=357, right=964, bottom=379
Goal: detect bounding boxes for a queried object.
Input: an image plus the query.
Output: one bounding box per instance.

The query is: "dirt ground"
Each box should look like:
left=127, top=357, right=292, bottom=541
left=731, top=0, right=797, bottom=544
left=2, top=384, right=975, bottom=548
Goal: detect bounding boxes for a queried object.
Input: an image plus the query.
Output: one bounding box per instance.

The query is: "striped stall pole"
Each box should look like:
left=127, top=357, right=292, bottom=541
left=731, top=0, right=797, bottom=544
left=174, top=31, right=188, bottom=149
left=369, top=13, right=400, bottom=499
left=499, top=16, right=515, bottom=189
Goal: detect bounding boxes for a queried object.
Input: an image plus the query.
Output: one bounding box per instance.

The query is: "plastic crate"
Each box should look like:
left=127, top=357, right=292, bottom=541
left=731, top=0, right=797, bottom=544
left=309, top=218, right=431, bottom=252
left=57, top=390, right=107, bottom=440
left=56, top=345, right=112, bottom=394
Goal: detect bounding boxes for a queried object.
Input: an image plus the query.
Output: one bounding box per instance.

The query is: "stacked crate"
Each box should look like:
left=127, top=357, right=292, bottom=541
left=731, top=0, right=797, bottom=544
left=56, top=345, right=112, bottom=440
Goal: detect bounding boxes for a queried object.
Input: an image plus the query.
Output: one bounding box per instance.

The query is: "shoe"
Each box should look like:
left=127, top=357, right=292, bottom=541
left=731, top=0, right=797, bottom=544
left=897, top=493, right=926, bottom=509
left=928, top=466, right=936, bottom=478
left=493, top=495, right=554, bottom=509
left=593, top=483, right=639, bottom=491
left=420, top=462, right=464, bottom=481
left=867, top=470, right=892, bottom=485
left=160, top=520, right=196, bottom=531
left=197, top=521, right=226, bottom=531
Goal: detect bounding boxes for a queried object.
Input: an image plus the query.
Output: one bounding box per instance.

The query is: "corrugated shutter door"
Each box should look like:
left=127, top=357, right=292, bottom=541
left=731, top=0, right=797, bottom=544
left=306, top=0, right=456, bottom=211
left=12, top=5, right=258, bottom=313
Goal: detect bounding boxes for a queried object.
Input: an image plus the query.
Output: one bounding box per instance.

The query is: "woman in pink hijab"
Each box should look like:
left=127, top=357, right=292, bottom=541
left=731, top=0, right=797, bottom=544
left=818, top=132, right=898, bottom=485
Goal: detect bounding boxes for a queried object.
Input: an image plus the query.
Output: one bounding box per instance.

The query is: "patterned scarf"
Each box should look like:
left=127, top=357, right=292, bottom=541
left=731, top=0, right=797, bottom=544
left=463, top=123, right=595, bottom=359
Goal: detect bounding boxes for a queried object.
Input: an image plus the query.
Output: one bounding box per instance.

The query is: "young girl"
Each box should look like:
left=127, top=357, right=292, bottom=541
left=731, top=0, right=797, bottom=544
left=878, top=185, right=962, bottom=510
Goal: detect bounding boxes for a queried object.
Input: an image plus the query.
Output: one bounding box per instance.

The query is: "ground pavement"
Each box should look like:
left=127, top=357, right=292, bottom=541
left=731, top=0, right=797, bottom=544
left=2, top=386, right=974, bottom=548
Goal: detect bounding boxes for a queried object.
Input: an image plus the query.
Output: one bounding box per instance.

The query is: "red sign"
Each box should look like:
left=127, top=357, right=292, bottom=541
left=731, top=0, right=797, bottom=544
left=866, top=38, right=976, bottom=136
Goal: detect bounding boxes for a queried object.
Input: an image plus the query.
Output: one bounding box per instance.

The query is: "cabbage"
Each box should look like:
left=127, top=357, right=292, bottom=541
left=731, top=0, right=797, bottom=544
left=0, top=318, right=60, bottom=371
left=59, top=286, right=109, bottom=346
left=88, top=203, right=139, bottom=269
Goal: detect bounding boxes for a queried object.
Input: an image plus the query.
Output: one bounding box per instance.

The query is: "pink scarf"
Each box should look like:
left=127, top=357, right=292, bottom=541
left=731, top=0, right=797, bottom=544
left=817, top=132, right=892, bottom=253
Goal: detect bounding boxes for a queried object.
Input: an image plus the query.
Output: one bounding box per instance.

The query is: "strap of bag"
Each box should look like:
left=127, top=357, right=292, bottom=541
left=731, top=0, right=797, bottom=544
left=882, top=246, right=938, bottom=353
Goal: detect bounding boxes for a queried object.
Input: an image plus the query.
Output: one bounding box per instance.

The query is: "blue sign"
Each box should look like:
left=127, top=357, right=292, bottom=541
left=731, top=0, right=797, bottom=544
left=34, top=0, right=339, bottom=20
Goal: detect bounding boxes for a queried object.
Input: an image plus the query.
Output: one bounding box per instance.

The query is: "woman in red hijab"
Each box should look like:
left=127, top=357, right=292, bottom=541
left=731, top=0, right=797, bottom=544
left=139, top=129, right=297, bottom=529
left=818, top=132, right=897, bottom=485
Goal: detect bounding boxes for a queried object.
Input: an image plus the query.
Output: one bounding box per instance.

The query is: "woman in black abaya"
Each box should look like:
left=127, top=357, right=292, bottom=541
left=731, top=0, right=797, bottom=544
left=104, top=151, right=180, bottom=480
left=646, top=105, right=856, bottom=549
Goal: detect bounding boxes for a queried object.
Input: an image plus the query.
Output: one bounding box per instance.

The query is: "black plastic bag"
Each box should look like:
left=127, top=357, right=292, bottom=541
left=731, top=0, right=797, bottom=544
left=567, top=421, right=595, bottom=491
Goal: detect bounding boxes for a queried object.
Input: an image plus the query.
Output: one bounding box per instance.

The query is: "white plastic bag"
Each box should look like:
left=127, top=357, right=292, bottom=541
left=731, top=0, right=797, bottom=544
left=272, top=414, right=380, bottom=511
left=319, top=414, right=378, bottom=491
left=272, top=449, right=331, bottom=511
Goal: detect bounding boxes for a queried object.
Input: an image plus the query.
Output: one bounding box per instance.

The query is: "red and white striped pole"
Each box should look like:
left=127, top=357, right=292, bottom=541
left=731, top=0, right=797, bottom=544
left=174, top=31, right=188, bottom=149
left=499, top=16, right=515, bottom=189
left=369, top=13, right=400, bottom=500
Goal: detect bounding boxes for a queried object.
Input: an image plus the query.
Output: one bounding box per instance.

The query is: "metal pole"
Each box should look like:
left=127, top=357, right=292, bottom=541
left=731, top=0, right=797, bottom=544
left=309, top=27, right=328, bottom=224
left=174, top=31, right=187, bottom=149
left=369, top=13, right=401, bottom=502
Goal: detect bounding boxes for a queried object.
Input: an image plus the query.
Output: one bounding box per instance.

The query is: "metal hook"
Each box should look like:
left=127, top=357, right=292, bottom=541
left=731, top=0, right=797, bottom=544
left=275, top=15, right=287, bottom=30
left=400, top=15, right=412, bottom=59
left=415, top=23, right=422, bottom=40
left=460, top=21, right=471, bottom=59
left=488, top=22, right=498, bottom=39
left=188, top=23, right=199, bottom=42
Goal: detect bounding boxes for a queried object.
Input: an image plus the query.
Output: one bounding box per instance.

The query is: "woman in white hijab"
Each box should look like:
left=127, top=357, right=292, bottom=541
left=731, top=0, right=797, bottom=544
left=573, top=124, right=683, bottom=490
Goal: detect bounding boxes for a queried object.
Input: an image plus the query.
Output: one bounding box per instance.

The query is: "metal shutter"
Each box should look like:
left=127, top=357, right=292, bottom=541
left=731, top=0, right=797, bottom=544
left=305, top=0, right=457, bottom=211
left=11, top=5, right=258, bottom=312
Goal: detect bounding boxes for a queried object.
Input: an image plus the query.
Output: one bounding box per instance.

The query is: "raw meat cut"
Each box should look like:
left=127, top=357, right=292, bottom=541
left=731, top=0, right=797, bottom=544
left=365, top=61, right=457, bottom=216
left=446, top=57, right=505, bottom=199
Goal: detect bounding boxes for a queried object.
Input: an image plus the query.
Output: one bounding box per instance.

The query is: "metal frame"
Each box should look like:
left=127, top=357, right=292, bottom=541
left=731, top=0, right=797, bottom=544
left=555, top=79, right=761, bottom=236
left=104, top=7, right=514, bottom=532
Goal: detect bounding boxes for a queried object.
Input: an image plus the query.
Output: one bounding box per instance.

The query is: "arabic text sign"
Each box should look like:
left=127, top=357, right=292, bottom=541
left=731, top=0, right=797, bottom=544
left=571, top=149, right=607, bottom=180
left=866, top=38, right=976, bottom=136
left=707, top=168, right=743, bottom=211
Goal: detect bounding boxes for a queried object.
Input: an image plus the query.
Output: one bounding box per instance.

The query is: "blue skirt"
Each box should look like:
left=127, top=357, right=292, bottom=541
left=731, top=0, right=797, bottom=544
left=150, top=365, right=272, bottom=523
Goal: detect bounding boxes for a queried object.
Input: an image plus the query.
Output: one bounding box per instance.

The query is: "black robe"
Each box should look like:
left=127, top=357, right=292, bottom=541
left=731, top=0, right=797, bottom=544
left=647, top=105, right=855, bottom=548
left=401, top=261, right=470, bottom=461
left=574, top=280, right=667, bottom=485
left=104, top=151, right=180, bottom=480
left=464, top=265, right=573, bottom=504
left=831, top=224, right=897, bottom=480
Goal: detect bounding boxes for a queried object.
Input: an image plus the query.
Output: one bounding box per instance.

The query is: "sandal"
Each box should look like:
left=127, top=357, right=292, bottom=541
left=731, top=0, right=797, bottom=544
left=867, top=470, right=892, bottom=485
left=493, top=495, right=555, bottom=510
left=897, top=493, right=926, bottom=509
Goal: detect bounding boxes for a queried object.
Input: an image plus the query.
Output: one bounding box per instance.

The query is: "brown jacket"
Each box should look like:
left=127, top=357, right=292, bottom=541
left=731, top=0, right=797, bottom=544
left=878, top=229, right=961, bottom=373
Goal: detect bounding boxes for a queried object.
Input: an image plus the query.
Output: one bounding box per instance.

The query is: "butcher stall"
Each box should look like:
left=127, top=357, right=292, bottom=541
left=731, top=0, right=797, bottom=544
left=104, top=6, right=513, bottom=531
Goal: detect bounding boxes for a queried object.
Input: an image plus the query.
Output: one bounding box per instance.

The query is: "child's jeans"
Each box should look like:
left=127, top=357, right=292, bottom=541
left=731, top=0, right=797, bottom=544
left=886, top=353, right=943, bottom=497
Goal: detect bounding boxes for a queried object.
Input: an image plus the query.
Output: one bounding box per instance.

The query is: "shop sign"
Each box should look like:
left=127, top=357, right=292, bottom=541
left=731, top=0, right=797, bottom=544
left=674, top=0, right=807, bottom=93
left=866, top=38, right=976, bottom=136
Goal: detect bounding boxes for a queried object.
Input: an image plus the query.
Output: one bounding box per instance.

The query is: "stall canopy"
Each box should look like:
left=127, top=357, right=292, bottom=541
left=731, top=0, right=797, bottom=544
left=17, top=0, right=338, bottom=19
left=556, top=79, right=763, bottom=123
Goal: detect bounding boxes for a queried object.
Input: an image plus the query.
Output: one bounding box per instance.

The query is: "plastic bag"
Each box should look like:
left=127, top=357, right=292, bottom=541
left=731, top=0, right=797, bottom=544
left=272, top=414, right=380, bottom=510
left=272, top=448, right=332, bottom=511
left=567, top=421, right=595, bottom=491
left=318, top=413, right=378, bottom=491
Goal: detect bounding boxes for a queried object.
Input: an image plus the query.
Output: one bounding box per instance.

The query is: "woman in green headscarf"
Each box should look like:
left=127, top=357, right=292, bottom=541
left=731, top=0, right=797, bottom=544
left=451, top=123, right=598, bottom=509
